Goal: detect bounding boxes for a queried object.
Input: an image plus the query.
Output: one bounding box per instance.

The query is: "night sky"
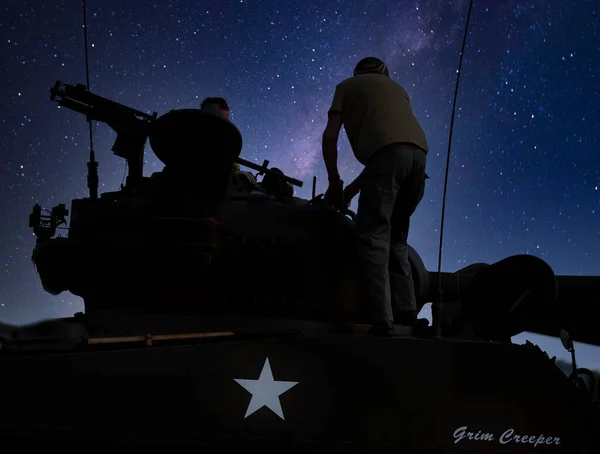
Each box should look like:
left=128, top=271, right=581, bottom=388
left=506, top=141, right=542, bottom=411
left=1, top=1, right=599, bottom=366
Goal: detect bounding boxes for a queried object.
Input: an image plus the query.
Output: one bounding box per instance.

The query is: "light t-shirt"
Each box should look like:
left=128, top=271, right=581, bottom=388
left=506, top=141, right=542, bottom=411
left=328, top=73, right=428, bottom=165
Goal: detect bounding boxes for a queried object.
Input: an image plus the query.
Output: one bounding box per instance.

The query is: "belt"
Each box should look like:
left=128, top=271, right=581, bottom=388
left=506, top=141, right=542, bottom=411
left=379, top=142, right=426, bottom=152
left=374, top=143, right=429, bottom=179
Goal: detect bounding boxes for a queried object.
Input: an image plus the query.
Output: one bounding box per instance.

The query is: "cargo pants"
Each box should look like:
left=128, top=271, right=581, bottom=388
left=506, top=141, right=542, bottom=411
left=354, top=144, right=427, bottom=324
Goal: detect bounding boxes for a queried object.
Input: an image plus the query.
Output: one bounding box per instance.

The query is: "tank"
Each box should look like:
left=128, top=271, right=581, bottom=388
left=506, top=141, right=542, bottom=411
left=1, top=80, right=598, bottom=452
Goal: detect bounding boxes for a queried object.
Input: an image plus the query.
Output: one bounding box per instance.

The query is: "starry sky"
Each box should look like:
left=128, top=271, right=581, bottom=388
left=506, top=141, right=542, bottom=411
left=1, top=1, right=599, bottom=366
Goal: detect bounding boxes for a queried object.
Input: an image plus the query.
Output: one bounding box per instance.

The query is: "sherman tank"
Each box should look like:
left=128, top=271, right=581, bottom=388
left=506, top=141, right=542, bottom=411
left=0, top=80, right=598, bottom=452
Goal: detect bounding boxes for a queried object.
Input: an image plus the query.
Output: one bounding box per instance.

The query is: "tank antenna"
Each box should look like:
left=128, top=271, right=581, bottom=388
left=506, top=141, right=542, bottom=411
left=433, top=0, right=475, bottom=338
left=81, top=0, right=99, bottom=199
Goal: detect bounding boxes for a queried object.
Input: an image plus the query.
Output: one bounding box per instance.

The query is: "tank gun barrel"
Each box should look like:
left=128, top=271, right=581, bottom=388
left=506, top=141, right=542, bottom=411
left=235, top=156, right=303, bottom=187
left=425, top=270, right=600, bottom=347
left=50, top=81, right=158, bottom=187
left=531, top=275, right=600, bottom=347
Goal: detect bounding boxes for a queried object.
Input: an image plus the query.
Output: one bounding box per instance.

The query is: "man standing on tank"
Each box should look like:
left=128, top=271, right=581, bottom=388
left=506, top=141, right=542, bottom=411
left=321, top=57, right=428, bottom=337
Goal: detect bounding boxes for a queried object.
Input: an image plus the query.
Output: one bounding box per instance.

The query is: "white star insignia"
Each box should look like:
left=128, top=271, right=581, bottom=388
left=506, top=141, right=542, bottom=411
left=234, top=357, right=299, bottom=420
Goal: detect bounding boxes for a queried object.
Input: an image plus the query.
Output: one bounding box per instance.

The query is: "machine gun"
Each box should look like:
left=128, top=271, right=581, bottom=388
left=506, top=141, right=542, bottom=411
left=236, top=156, right=303, bottom=188
left=49, top=81, right=158, bottom=190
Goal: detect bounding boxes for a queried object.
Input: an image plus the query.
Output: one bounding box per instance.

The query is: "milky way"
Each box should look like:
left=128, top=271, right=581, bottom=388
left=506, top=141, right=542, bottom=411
left=1, top=0, right=599, bottom=365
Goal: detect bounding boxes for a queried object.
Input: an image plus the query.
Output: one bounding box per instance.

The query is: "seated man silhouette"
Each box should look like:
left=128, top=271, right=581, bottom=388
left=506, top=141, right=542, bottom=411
left=148, top=97, right=242, bottom=198
left=199, top=97, right=256, bottom=192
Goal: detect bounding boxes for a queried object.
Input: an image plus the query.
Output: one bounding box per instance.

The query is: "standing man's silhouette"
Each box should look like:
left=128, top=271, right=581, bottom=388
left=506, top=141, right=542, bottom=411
left=321, top=57, right=429, bottom=336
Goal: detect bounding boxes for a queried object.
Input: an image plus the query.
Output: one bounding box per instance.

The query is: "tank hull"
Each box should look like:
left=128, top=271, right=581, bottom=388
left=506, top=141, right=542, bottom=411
left=0, top=331, right=598, bottom=452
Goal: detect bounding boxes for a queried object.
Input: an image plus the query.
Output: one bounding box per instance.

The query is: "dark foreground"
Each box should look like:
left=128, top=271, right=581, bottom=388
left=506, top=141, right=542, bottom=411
left=0, top=320, right=597, bottom=453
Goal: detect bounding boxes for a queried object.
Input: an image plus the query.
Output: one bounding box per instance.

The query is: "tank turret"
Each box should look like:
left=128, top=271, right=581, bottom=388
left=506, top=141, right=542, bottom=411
left=31, top=81, right=361, bottom=323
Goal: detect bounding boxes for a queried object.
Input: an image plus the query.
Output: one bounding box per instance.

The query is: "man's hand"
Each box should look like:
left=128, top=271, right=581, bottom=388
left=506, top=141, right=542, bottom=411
left=342, top=179, right=361, bottom=207
left=324, top=178, right=344, bottom=210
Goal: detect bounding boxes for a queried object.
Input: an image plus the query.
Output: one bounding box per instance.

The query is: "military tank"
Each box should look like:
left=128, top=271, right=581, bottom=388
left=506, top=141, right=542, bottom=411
left=0, top=81, right=598, bottom=452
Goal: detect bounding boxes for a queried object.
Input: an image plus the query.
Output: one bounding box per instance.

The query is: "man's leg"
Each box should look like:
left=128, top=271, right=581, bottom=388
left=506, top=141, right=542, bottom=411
left=389, top=148, right=427, bottom=324
left=354, top=151, right=401, bottom=330
left=389, top=213, right=415, bottom=322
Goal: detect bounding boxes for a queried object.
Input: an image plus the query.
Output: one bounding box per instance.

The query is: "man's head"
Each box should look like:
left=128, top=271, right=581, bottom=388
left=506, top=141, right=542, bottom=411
left=353, top=57, right=389, bottom=77
left=200, top=97, right=230, bottom=120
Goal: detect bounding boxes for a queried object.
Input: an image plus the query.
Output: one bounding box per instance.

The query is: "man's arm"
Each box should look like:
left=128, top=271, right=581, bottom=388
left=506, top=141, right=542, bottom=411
left=322, top=110, right=343, bottom=181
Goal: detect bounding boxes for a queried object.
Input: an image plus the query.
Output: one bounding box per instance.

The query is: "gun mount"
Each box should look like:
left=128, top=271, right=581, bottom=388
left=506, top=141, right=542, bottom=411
left=28, top=203, right=69, bottom=241
left=12, top=81, right=600, bottom=451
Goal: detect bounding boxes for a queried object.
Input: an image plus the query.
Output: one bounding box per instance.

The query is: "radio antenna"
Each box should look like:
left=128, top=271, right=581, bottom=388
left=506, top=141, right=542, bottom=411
left=433, top=0, right=475, bottom=337
left=82, top=0, right=99, bottom=199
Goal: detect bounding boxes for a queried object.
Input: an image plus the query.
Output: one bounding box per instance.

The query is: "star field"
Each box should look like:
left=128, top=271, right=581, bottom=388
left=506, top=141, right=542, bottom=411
left=1, top=0, right=599, bottom=365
